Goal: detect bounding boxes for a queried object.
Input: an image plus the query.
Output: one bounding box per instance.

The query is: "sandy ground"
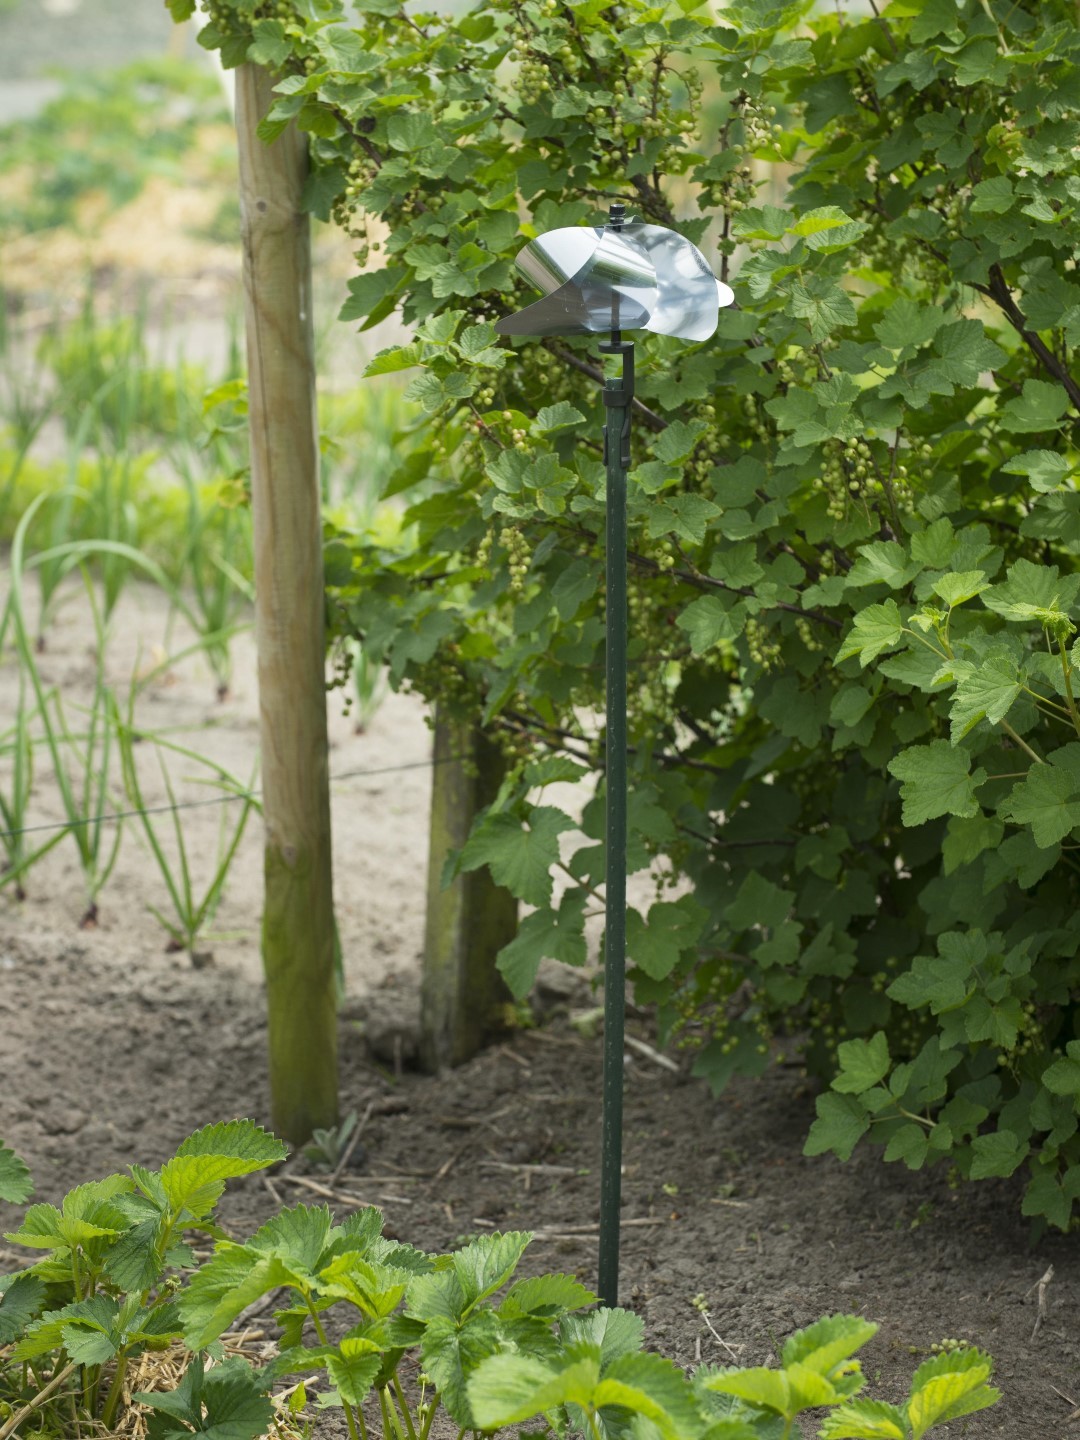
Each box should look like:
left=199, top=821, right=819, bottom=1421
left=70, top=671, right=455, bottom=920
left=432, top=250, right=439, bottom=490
left=0, top=575, right=434, bottom=992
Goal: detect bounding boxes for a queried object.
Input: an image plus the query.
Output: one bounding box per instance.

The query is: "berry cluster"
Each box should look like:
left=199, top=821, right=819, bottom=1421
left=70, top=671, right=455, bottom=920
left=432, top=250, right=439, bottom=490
left=744, top=616, right=781, bottom=672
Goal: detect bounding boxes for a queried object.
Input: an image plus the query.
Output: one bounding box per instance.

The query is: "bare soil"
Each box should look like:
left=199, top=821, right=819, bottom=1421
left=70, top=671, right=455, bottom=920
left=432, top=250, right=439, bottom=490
left=0, top=581, right=1077, bottom=1440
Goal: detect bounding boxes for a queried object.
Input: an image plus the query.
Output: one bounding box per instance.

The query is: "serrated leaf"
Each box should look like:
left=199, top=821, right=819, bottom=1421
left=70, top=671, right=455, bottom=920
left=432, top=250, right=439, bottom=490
left=594, top=1351, right=703, bottom=1436
left=535, top=402, right=586, bottom=433
left=248, top=1203, right=333, bottom=1275
left=999, top=379, right=1071, bottom=434
left=327, top=1337, right=383, bottom=1405
left=969, top=1130, right=1028, bottom=1180
left=874, top=300, right=945, bottom=352
left=0, top=1273, right=45, bottom=1344
left=1001, top=745, right=1080, bottom=847
left=1003, top=450, right=1074, bottom=493
left=982, top=557, right=1080, bottom=626
left=820, top=1397, right=906, bottom=1438
left=931, top=571, right=989, bottom=608
left=782, top=1313, right=877, bottom=1374
left=889, top=741, right=986, bottom=825
left=836, top=602, right=905, bottom=665
left=560, top=1305, right=644, bottom=1368
left=180, top=1249, right=292, bottom=1349
left=702, top=1365, right=789, bottom=1415
left=136, top=1354, right=273, bottom=1440
left=677, top=594, right=742, bottom=654
left=458, top=806, right=572, bottom=907
left=500, top=1273, right=596, bottom=1319
left=451, top=1230, right=531, bottom=1312
left=832, top=1034, right=890, bottom=1094
left=804, top=1094, right=870, bottom=1162
left=948, top=646, right=1023, bottom=740
left=626, top=896, right=708, bottom=981
left=1042, top=1040, right=1080, bottom=1096
left=906, top=1348, right=999, bottom=1439
left=0, top=1142, right=33, bottom=1204
left=468, top=1352, right=599, bottom=1428
left=159, top=1122, right=287, bottom=1222
left=422, top=1309, right=504, bottom=1425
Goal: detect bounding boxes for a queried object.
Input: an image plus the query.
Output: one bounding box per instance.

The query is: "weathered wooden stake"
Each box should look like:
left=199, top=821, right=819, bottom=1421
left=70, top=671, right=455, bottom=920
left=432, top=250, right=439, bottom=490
left=421, top=712, right=518, bottom=1071
left=236, top=63, right=338, bottom=1142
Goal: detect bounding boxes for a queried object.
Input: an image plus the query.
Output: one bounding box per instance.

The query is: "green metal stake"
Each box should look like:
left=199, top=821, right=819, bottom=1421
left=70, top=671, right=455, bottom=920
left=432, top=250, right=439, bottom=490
left=493, top=196, right=730, bottom=1311
left=598, top=203, right=634, bottom=1305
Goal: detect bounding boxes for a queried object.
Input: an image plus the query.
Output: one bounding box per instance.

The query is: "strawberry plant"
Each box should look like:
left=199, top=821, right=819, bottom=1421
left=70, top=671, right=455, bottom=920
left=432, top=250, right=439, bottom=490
left=0, top=1121, right=286, bottom=1434
left=170, top=0, right=1080, bottom=1230
left=0, top=1122, right=1000, bottom=1440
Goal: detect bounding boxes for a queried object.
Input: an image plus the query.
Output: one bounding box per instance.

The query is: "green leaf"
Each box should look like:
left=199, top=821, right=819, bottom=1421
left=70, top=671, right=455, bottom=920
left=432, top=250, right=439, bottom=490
left=906, top=1348, right=999, bottom=1439
left=782, top=1313, right=877, bottom=1374
left=160, top=1121, right=287, bottom=1221
left=496, top=892, right=587, bottom=997
left=0, top=1142, right=32, bottom=1204
left=452, top=1230, right=531, bottom=1311
left=948, top=646, right=1022, bottom=740
left=999, top=379, right=1071, bottom=434
left=468, top=1352, right=598, bottom=1429
left=387, top=111, right=439, bottom=151
left=1043, top=1041, right=1080, bottom=1096
left=645, top=495, right=722, bottom=546
left=702, top=1365, right=790, bottom=1415
left=820, top=1397, right=907, bottom=1439
left=969, top=1130, right=1028, bottom=1180
left=888, top=741, right=986, bottom=825
left=789, top=207, right=868, bottom=252
left=500, top=1273, right=596, bottom=1319
left=327, top=1337, right=383, bottom=1405
left=422, top=1309, right=504, bottom=1425
left=836, top=601, right=905, bottom=665
left=832, top=1033, right=890, bottom=1094
left=1003, top=450, right=1074, bottom=493
left=1001, top=745, right=1080, bottom=847
left=0, top=1272, right=45, bottom=1344
left=535, top=402, right=586, bottom=434
left=248, top=20, right=292, bottom=67
left=931, top=571, right=989, bottom=608
left=626, top=896, right=708, bottom=981
left=458, top=806, right=572, bottom=907
left=180, top=1249, right=291, bottom=1350
left=790, top=280, right=857, bottom=340
left=560, top=1305, right=645, bottom=1365
left=340, top=269, right=402, bottom=324
left=804, top=1093, right=870, bottom=1162
left=982, top=557, right=1080, bottom=627
left=676, top=594, right=742, bottom=654
left=593, top=1351, right=704, bottom=1437
left=884, top=1123, right=929, bottom=1169
left=873, top=300, right=945, bottom=352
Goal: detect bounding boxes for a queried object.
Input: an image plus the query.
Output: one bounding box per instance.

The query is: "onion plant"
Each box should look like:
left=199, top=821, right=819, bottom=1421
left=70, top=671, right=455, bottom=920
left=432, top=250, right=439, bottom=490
left=0, top=680, right=66, bottom=899
left=116, top=697, right=258, bottom=966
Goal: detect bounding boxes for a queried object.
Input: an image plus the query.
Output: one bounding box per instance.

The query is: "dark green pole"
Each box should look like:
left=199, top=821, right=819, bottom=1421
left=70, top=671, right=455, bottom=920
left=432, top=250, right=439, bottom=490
left=598, top=206, right=634, bottom=1304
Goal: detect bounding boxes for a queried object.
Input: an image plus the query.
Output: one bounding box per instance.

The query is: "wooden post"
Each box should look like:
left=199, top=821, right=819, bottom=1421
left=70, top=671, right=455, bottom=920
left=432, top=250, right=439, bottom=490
left=236, top=64, right=338, bottom=1143
left=421, top=712, right=518, bottom=1071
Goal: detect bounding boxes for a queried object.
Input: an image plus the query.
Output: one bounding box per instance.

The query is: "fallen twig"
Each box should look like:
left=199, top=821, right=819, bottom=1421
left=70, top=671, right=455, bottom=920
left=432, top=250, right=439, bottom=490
left=624, top=1035, right=679, bottom=1072
left=479, top=1161, right=579, bottom=1176
left=1028, top=1264, right=1054, bottom=1340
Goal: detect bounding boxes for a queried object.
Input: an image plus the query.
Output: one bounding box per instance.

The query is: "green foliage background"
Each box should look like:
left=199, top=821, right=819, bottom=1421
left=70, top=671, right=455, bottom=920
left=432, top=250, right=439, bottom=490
left=176, top=0, right=1080, bottom=1230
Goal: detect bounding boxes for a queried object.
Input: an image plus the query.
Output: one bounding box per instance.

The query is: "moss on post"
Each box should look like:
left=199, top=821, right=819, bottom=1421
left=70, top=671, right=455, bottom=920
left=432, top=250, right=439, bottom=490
left=236, top=63, right=337, bottom=1142
left=421, top=712, right=518, bottom=1071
